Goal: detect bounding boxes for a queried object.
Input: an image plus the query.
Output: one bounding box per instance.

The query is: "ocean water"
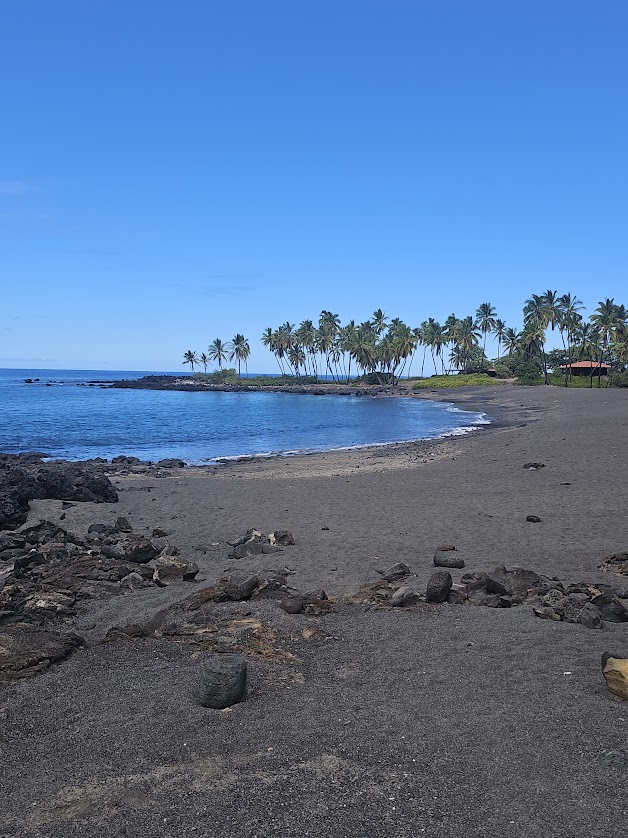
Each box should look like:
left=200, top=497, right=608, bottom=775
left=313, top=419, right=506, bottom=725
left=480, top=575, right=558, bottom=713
left=0, top=369, right=490, bottom=463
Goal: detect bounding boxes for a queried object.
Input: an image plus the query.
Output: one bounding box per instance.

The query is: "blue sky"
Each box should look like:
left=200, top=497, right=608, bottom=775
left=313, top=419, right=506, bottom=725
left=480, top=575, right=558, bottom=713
left=1, top=0, right=626, bottom=372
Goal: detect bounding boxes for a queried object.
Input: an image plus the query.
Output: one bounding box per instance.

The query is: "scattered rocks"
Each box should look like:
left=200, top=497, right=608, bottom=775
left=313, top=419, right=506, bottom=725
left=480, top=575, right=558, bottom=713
left=380, top=562, right=411, bottom=582
left=602, top=652, right=628, bottom=701
left=526, top=515, right=542, bottom=523
left=88, top=523, right=116, bottom=536
left=599, top=552, right=628, bottom=577
left=196, top=654, right=247, bottom=709
left=433, top=552, right=465, bottom=569
left=228, top=528, right=293, bottom=559
left=101, top=534, right=160, bottom=563
left=426, top=570, right=453, bottom=603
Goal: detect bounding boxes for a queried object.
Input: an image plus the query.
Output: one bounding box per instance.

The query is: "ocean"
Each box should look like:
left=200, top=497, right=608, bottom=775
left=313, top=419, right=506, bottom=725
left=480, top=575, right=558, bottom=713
left=0, top=368, right=490, bottom=463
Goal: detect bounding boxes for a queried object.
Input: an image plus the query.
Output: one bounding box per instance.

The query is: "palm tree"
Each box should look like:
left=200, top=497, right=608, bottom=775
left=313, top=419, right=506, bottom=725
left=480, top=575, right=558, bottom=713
left=371, top=309, right=388, bottom=335
left=183, top=350, right=198, bottom=373
left=228, top=334, right=251, bottom=378
left=591, top=298, right=618, bottom=387
left=475, top=303, right=497, bottom=368
left=523, top=294, right=550, bottom=383
left=208, top=338, right=229, bottom=370
left=199, top=352, right=209, bottom=373
left=493, top=319, right=506, bottom=360
left=503, top=327, right=519, bottom=357
left=452, top=317, right=480, bottom=372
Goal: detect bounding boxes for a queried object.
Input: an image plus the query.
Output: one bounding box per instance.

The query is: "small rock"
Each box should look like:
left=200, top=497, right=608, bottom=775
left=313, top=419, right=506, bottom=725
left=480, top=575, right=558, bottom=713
left=304, top=589, right=327, bottom=601
left=88, top=523, right=115, bottom=536
left=523, top=462, right=545, bottom=470
left=381, top=562, right=411, bottom=582
left=269, top=530, right=295, bottom=546
left=120, top=571, right=152, bottom=590
left=152, top=555, right=199, bottom=585
left=227, top=573, right=259, bottom=599
left=577, top=602, right=603, bottom=629
left=115, top=516, right=133, bottom=533
left=321, top=526, right=329, bottom=531
left=433, top=552, right=465, bottom=569
left=391, top=586, right=418, bottom=607
left=533, top=605, right=561, bottom=621
left=526, top=515, right=542, bottom=523
left=436, top=544, right=456, bottom=552
left=280, top=596, right=304, bottom=614
left=156, top=458, right=185, bottom=468
left=426, top=570, right=452, bottom=603
left=196, top=654, right=247, bottom=709
left=152, top=527, right=170, bottom=538
left=602, top=652, right=628, bottom=701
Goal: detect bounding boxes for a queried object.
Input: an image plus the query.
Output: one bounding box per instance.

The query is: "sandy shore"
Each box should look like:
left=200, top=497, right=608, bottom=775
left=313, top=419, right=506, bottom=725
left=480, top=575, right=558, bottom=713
left=1, top=385, right=628, bottom=837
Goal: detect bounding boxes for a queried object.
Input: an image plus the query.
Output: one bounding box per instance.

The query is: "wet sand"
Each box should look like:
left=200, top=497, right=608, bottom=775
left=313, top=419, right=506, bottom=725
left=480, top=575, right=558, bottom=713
left=1, top=384, right=627, bottom=837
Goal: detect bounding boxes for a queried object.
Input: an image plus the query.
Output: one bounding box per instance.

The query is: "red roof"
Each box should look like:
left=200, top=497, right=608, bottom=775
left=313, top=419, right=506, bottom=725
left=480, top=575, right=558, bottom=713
left=559, top=361, right=610, bottom=369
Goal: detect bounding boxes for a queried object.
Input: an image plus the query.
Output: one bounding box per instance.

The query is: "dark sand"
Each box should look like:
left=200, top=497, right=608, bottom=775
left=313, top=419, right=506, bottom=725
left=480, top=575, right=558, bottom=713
left=1, top=385, right=627, bottom=837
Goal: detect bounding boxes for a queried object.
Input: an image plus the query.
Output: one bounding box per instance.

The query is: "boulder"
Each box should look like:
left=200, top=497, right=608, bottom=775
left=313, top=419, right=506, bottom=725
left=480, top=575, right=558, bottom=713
left=602, top=653, right=628, bottom=701
left=381, top=562, right=411, bottom=582
left=391, top=586, right=418, bottom=607
left=152, top=555, right=199, bottom=585
left=433, top=552, right=465, bottom=569
left=88, top=523, right=115, bottom=536
left=101, top=535, right=160, bottom=563
left=196, top=654, right=247, bottom=709
left=426, top=570, right=452, bottom=603
left=151, top=527, right=170, bottom=538
left=576, top=602, right=603, bottom=630
left=156, top=458, right=185, bottom=468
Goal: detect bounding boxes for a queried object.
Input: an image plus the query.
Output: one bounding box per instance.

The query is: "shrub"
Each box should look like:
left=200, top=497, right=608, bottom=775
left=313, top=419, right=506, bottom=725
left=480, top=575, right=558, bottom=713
left=609, top=371, right=628, bottom=388
left=412, top=374, right=503, bottom=389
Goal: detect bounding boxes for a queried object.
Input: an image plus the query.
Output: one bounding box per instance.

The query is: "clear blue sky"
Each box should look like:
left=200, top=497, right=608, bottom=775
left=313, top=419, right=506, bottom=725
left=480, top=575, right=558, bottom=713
left=1, top=0, right=626, bottom=372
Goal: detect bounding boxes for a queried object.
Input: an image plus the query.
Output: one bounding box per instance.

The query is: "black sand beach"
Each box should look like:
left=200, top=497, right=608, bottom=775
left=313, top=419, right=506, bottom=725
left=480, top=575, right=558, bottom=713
left=1, top=385, right=627, bottom=837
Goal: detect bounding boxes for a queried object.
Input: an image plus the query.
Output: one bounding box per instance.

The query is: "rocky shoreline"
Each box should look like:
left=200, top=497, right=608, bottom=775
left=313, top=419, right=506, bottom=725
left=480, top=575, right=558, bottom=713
left=111, top=374, right=406, bottom=396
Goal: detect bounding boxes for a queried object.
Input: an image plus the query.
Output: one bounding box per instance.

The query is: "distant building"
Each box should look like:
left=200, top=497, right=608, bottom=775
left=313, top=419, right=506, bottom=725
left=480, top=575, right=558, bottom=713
left=559, top=360, right=610, bottom=376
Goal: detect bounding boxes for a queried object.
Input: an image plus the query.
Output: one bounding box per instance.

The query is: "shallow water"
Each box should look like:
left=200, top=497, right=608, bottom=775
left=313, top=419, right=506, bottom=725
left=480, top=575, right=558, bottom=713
left=0, top=369, right=490, bottom=463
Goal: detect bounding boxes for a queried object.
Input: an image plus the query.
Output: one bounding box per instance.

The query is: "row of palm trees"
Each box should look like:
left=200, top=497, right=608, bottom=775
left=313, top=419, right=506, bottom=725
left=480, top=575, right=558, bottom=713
left=183, top=294, right=628, bottom=385
left=183, top=335, right=251, bottom=377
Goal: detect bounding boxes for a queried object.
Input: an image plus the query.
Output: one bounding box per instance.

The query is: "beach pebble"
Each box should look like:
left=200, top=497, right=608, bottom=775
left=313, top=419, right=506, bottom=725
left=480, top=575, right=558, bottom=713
left=196, top=654, right=247, bottom=709
left=526, top=515, right=542, bottom=523
left=436, top=544, right=456, bottom=552
left=151, top=527, right=170, bottom=538
left=433, top=552, right=465, bottom=569
left=426, top=570, right=452, bottom=603
left=381, top=562, right=411, bottom=582
left=522, top=462, right=545, bottom=470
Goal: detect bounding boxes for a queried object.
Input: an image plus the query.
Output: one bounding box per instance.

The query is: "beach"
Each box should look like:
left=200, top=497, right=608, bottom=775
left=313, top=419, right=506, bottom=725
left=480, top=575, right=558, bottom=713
left=1, top=384, right=627, bottom=837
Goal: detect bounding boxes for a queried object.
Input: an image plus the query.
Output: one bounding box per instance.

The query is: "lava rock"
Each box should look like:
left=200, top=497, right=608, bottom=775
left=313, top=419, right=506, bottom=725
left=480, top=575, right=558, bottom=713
left=526, top=515, right=542, bottom=523
left=523, top=462, right=545, bottom=470
left=156, top=458, right=185, bottom=468
left=196, top=654, right=247, bottom=709
left=280, top=596, right=305, bottom=614
left=591, top=592, right=628, bottom=623
left=381, top=562, right=411, bottom=582
left=269, top=530, right=295, bottom=546
left=115, top=516, right=133, bottom=533
left=433, top=552, right=465, bottom=569
left=151, top=527, right=170, bottom=538
left=152, top=555, right=199, bottom=585
left=391, top=585, right=418, bottom=607
left=426, top=570, right=453, bottom=603
left=88, top=523, right=116, bottom=536
left=436, top=544, right=456, bottom=552
left=227, top=573, right=259, bottom=599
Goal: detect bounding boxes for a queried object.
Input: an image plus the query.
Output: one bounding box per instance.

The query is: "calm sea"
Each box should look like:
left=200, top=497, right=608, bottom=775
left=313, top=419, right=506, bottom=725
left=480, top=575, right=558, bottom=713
left=0, top=369, right=490, bottom=463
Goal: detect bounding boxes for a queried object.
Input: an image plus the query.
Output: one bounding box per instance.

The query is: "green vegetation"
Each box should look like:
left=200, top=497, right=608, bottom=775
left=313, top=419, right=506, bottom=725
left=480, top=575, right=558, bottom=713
left=183, top=293, right=628, bottom=387
left=412, top=374, right=501, bottom=389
